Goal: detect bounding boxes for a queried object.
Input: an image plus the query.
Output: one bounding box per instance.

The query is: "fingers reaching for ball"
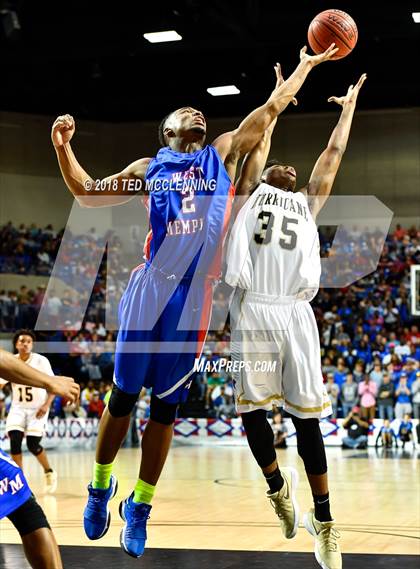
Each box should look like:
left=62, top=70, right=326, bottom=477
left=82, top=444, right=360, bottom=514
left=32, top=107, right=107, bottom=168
left=273, top=62, right=298, bottom=105
left=300, top=43, right=339, bottom=66
left=327, top=73, right=367, bottom=107
left=355, top=73, right=367, bottom=91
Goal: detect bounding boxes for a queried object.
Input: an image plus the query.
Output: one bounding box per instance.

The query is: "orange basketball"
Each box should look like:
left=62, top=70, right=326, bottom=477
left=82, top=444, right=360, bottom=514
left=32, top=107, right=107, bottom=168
left=308, top=9, right=358, bottom=60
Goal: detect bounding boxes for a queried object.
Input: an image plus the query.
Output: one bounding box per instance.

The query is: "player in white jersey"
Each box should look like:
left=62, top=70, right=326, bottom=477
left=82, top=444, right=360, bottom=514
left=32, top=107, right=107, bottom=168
left=0, top=346, right=79, bottom=569
left=0, top=330, right=58, bottom=493
left=226, top=73, right=367, bottom=569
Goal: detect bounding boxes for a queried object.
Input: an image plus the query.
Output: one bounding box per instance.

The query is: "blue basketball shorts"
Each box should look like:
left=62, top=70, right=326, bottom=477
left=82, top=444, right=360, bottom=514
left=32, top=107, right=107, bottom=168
left=114, top=264, right=214, bottom=404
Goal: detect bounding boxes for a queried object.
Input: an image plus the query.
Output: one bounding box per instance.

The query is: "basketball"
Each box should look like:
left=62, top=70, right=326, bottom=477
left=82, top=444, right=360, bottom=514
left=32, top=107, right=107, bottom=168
left=308, top=9, right=358, bottom=60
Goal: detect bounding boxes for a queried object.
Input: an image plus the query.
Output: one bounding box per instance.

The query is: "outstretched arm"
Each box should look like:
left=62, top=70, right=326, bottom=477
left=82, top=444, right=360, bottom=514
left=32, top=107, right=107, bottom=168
left=213, top=44, right=338, bottom=175
left=304, top=73, right=367, bottom=218
left=0, top=349, right=80, bottom=403
left=51, top=114, right=151, bottom=208
left=235, top=63, right=295, bottom=196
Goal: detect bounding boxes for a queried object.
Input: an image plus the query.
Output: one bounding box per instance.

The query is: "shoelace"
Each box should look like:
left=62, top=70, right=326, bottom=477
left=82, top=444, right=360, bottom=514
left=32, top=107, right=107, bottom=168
left=125, top=507, right=150, bottom=538
left=88, top=490, right=109, bottom=512
left=269, top=495, right=290, bottom=521
left=319, top=526, right=340, bottom=552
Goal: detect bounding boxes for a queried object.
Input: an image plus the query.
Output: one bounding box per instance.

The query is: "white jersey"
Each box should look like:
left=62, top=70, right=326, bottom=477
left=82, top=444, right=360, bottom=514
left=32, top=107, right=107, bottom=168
left=225, top=183, right=321, bottom=300
left=0, top=353, right=53, bottom=409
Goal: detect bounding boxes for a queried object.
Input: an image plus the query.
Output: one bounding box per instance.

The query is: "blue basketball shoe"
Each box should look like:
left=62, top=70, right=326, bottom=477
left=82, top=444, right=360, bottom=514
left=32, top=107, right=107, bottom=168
left=83, top=475, right=118, bottom=540
left=119, top=493, right=152, bottom=558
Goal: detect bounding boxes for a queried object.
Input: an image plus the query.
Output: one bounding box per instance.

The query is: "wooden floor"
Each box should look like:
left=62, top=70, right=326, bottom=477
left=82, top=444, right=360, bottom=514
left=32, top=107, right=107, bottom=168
left=1, top=444, right=419, bottom=557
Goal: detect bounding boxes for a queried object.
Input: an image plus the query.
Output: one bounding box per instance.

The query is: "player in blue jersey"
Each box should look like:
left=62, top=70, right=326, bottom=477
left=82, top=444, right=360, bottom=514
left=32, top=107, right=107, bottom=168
left=52, top=44, right=338, bottom=557
left=0, top=348, right=79, bottom=569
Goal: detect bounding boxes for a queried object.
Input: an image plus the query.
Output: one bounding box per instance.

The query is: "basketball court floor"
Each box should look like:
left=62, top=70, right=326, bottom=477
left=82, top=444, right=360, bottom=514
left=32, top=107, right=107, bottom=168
left=1, top=444, right=419, bottom=568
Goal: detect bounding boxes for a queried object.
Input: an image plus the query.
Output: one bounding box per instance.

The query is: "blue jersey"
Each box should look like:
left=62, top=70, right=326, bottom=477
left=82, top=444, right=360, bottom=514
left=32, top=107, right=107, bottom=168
left=144, top=145, right=234, bottom=280
left=115, top=145, right=234, bottom=402
left=0, top=449, right=32, bottom=519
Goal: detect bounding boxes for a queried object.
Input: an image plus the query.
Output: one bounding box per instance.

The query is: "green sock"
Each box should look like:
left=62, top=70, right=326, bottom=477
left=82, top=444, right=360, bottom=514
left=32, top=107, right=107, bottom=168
left=92, top=461, right=114, bottom=489
left=133, top=479, right=156, bottom=505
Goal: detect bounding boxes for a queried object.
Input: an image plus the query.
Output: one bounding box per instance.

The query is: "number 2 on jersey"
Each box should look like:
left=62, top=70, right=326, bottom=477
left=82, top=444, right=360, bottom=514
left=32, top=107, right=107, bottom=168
left=181, top=190, right=196, bottom=213
left=254, top=211, right=298, bottom=250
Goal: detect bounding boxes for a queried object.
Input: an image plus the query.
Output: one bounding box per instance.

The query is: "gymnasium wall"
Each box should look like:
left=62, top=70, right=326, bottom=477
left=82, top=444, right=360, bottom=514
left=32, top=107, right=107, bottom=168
left=0, top=108, right=419, bottom=229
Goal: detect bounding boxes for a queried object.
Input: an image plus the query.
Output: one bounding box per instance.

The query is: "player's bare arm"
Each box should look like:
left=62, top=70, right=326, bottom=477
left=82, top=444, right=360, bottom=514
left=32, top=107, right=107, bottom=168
left=52, top=114, right=151, bottom=208
left=0, top=349, right=80, bottom=403
left=212, top=44, right=338, bottom=180
left=303, top=73, right=367, bottom=219
left=235, top=63, right=294, bottom=197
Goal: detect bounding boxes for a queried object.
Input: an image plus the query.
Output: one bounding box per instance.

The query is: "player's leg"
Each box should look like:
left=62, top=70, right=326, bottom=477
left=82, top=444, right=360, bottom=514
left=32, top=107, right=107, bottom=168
left=241, top=410, right=282, bottom=489
left=231, top=297, right=299, bottom=540
left=119, top=276, right=213, bottom=558
left=8, top=429, right=24, bottom=469
left=291, top=416, right=331, bottom=519
left=26, top=435, right=57, bottom=494
left=283, top=302, right=341, bottom=569
left=138, top=395, right=177, bottom=485
left=95, top=387, right=136, bottom=465
left=84, top=267, right=153, bottom=541
left=119, top=394, right=178, bottom=557
left=26, top=410, right=58, bottom=492
left=21, top=528, right=62, bottom=569
left=240, top=409, right=299, bottom=539
left=83, top=383, right=138, bottom=540
left=8, top=495, right=62, bottom=569
left=294, top=417, right=341, bottom=569
left=6, top=406, right=26, bottom=468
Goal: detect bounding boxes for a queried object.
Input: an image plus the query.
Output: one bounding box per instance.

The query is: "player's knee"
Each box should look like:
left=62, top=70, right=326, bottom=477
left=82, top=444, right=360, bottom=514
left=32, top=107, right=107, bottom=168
left=8, top=430, right=24, bottom=455
left=149, top=395, right=178, bottom=425
left=292, top=416, right=327, bottom=475
left=108, top=384, right=139, bottom=418
left=7, top=496, right=50, bottom=536
left=26, top=436, right=43, bottom=456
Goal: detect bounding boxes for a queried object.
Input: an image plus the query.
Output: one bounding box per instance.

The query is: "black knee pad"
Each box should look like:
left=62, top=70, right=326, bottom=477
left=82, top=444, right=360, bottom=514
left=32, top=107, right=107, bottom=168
left=292, top=416, right=327, bottom=475
left=26, top=436, right=43, bottom=456
left=241, top=410, right=276, bottom=469
left=149, top=395, right=178, bottom=425
left=8, top=430, right=24, bottom=455
left=7, top=495, right=50, bottom=536
left=108, top=384, right=139, bottom=418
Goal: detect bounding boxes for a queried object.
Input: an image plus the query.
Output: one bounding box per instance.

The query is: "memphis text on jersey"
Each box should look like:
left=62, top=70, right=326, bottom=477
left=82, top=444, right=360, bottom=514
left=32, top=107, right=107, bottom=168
left=251, top=190, right=309, bottom=221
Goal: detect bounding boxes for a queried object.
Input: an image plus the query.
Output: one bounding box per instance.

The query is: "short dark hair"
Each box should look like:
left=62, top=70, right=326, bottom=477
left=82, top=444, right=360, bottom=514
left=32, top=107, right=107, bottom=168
left=158, top=112, right=173, bottom=147
left=13, top=329, right=36, bottom=350
left=264, top=158, right=281, bottom=170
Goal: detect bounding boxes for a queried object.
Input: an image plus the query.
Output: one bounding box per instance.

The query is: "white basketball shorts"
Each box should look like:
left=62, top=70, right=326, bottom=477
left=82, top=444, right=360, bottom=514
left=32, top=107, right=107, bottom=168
left=231, top=292, right=332, bottom=419
left=6, top=406, right=48, bottom=437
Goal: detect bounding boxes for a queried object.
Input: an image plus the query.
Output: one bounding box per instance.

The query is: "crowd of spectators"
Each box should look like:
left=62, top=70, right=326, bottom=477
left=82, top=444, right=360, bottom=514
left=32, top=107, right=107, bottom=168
left=0, top=221, right=419, bottom=423
left=0, top=221, right=131, bottom=331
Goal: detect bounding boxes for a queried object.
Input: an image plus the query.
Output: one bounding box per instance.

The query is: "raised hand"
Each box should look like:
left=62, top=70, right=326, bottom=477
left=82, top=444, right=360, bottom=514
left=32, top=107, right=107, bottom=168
left=300, top=43, right=339, bottom=67
left=51, top=114, right=75, bottom=147
left=328, top=74, right=367, bottom=107
left=274, top=63, right=298, bottom=105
